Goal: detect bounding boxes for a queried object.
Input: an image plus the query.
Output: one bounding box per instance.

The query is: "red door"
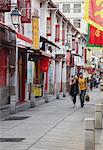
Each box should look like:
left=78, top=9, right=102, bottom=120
left=18, top=51, right=26, bottom=102
left=0, top=50, right=7, bottom=86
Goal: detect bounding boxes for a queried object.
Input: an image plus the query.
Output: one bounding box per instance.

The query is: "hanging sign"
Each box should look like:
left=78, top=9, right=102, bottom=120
left=72, top=39, right=75, bottom=51
left=32, top=16, right=39, bottom=50
left=62, top=29, right=65, bottom=45
left=0, top=0, right=11, bottom=12
left=76, top=42, right=78, bottom=54
left=46, top=17, right=52, bottom=36
left=17, top=0, right=31, bottom=23
left=66, top=52, right=71, bottom=66
left=84, top=0, right=103, bottom=31
left=55, top=24, right=60, bottom=42
left=87, top=24, right=103, bottom=47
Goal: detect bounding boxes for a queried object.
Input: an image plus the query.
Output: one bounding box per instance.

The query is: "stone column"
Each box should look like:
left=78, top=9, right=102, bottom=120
left=95, top=104, right=102, bottom=129
left=56, top=61, right=61, bottom=99
left=44, top=71, right=49, bottom=103
left=62, top=61, right=66, bottom=97
left=84, top=118, right=95, bottom=150
left=49, top=59, right=55, bottom=95
left=10, top=95, right=16, bottom=114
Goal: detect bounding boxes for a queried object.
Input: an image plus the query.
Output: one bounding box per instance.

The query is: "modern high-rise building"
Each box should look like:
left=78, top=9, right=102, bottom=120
left=52, top=0, right=88, bottom=34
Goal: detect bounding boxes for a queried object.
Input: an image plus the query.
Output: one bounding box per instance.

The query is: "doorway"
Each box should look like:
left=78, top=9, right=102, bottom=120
left=18, top=49, right=27, bottom=102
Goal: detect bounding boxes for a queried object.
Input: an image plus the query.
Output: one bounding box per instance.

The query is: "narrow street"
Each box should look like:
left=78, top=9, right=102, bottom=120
left=0, top=88, right=103, bottom=150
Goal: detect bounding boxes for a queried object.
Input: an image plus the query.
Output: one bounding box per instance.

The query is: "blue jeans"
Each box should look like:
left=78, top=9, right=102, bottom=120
left=80, top=90, right=86, bottom=107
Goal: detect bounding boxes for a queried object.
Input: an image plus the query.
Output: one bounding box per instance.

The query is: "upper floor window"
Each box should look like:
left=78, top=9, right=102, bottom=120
left=73, top=19, right=81, bottom=28
left=74, top=4, right=81, bottom=13
left=63, top=4, right=70, bottom=13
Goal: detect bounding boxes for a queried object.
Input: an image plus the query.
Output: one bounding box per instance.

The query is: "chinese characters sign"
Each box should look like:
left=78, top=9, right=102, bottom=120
left=46, top=17, right=52, bottom=36
left=55, top=24, right=60, bottom=42
left=62, top=29, right=65, bottom=45
left=87, top=24, right=103, bottom=47
left=84, top=0, right=103, bottom=31
left=32, top=17, right=39, bottom=50
left=17, top=0, right=31, bottom=23
left=0, top=0, right=11, bottom=12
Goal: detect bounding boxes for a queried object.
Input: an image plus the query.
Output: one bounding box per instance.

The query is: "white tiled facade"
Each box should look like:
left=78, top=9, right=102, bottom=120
left=52, top=0, right=88, bottom=34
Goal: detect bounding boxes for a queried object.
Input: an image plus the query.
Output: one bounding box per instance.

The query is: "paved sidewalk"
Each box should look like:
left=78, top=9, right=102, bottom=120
left=0, top=89, right=103, bottom=150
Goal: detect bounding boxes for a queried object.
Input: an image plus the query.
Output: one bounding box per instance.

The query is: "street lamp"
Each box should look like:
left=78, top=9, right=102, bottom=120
left=11, top=7, right=21, bottom=28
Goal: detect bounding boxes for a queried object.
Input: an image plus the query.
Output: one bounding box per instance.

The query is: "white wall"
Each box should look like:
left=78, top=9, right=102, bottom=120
left=52, top=0, right=88, bottom=34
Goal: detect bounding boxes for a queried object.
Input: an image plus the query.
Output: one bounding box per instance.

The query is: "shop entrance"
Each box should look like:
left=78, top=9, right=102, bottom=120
left=18, top=49, right=27, bottom=102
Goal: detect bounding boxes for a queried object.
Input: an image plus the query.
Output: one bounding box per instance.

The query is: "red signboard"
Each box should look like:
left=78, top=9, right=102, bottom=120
left=17, top=0, right=31, bottom=23
left=76, top=42, right=78, bottom=54
left=84, top=0, right=103, bottom=31
left=46, top=17, right=52, bottom=36
left=72, top=39, right=75, bottom=51
left=0, top=0, right=11, bottom=12
left=55, top=24, right=60, bottom=42
left=66, top=52, right=70, bottom=66
left=87, top=24, right=103, bottom=47
left=62, top=29, right=65, bottom=45
left=0, top=50, right=7, bottom=86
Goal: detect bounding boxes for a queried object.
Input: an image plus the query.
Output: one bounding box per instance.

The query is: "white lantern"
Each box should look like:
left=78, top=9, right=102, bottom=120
left=11, top=8, right=21, bottom=28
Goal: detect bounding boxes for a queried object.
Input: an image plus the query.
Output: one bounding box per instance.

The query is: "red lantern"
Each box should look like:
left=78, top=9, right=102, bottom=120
left=40, top=58, right=49, bottom=72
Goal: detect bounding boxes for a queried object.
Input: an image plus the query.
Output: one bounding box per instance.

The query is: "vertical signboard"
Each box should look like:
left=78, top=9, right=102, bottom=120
left=62, top=29, right=65, bottom=45
left=17, top=0, right=31, bottom=23
left=66, top=52, right=71, bottom=66
left=72, top=39, right=75, bottom=51
left=55, top=24, right=60, bottom=42
left=76, top=42, right=78, bottom=54
left=32, top=16, right=39, bottom=49
left=46, top=17, right=52, bottom=36
left=0, top=0, right=11, bottom=12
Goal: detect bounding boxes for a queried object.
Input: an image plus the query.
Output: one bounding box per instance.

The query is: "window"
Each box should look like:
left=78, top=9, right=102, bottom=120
left=74, top=4, right=81, bottom=13
left=63, top=4, right=70, bottom=13
left=73, top=19, right=81, bottom=28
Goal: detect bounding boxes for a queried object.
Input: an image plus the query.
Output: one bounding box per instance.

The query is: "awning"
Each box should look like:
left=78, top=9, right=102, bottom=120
left=0, top=22, right=16, bottom=48
left=0, top=21, right=16, bottom=33
left=55, top=54, right=65, bottom=61
left=40, top=36, right=60, bottom=49
left=28, top=49, right=52, bottom=62
left=17, top=33, right=32, bottom=45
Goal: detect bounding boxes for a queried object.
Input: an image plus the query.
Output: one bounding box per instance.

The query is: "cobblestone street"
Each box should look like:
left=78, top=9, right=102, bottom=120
left=0, top=88, right=103, bottom=150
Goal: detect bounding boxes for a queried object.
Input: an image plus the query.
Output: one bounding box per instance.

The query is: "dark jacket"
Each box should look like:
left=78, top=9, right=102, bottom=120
left=70, top=79, right=79, bottom=96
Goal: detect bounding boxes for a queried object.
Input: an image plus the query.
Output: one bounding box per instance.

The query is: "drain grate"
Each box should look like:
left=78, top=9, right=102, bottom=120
left=0, top=138, right=25, bottom=142
left=5, top=116, right=30, bottom=121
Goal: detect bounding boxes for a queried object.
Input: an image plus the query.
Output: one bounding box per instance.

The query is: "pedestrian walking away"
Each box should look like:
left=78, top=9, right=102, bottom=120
left=69, top=75, right=79, bottom=107
left=90, top=76, right=94, bottom=91
left=78, top=72, right=87, bottom=107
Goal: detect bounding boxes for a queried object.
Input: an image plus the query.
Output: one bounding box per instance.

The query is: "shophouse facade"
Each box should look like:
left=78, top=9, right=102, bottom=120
left=0, top=0, right=87, bottom=115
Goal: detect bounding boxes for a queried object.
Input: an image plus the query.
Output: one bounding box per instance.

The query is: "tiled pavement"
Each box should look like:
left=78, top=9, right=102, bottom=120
left=0, top=88, right=103, bottom=150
